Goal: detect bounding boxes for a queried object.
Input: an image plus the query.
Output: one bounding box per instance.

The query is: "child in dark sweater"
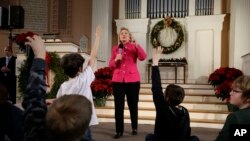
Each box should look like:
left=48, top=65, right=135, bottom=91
left=215, top=76, right=250, bottom=141
left=145, top=47, right=199, bottom=141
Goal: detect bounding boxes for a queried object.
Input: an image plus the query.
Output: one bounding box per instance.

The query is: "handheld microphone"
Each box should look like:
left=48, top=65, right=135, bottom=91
left=118, top=43, right=124, bottom=54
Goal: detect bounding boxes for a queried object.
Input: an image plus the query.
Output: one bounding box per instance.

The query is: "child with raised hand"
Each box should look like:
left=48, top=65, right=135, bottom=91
left=56, top=25, right=102, bottom=141
left=146, top=46, right=199, bottom=141
left=22, top=35, right=92, bottom=141
left=215, top=75, right=250, bottom=141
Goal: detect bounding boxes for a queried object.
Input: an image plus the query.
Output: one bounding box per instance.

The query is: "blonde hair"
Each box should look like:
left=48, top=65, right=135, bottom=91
left=119, top=27, right=132, bottom=41
left=232, top=75, right=250, bottom=101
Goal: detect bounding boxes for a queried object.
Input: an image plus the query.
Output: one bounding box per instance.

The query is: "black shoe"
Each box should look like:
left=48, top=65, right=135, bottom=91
left=132, top=129, right=137, bottom=135
left=113, top=133, right=123, bottom=139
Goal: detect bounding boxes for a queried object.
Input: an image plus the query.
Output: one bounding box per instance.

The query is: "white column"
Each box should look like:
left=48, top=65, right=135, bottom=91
left=186, top=30, right=196, bottom=82
left=214, top=0, right=222, bottom=14
left=242, top=53, right=250, bottom=75
left=186, top=15, right=225, bottom=83
left=119, top=0, right=125, bottom=19
left=92, top=0, right=113, bottom=68
left=141, top=0, right=147, bottom=18
left=189, top=0, right=196, bottom=16
left=213, top=30, right=222, bottom=69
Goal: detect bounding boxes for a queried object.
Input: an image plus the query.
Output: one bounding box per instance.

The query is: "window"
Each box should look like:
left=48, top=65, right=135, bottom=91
left=147, top=0, right=189, bottom=19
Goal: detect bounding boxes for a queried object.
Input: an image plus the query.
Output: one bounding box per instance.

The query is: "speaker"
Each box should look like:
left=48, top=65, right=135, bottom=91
left=0, top=6, right=8, bottom=29
left=8, top=5, right=24, bottom=29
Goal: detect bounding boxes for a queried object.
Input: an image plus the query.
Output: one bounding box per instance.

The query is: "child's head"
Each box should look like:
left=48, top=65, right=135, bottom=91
left=46, top=95, right=92, bottom=141
left=164, top=84, right=185, bottom=106
left=230, top=75, right=250, bottom=107
left=61, top=53, right=85, bottom=78
left=0, top=83, right=8, bottom=104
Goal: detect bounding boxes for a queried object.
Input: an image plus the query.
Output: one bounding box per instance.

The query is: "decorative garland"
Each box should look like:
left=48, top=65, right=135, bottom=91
left=150, top=17, right=184, bottom=54
left=18, top=52, right=68, bottom=98
left=148, top=57, right=187, bottom=64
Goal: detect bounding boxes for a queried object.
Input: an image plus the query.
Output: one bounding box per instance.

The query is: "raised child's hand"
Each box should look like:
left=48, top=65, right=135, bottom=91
left=152, top=46, right=163, bottom=66
left=26, top=35, right=46, bottom=59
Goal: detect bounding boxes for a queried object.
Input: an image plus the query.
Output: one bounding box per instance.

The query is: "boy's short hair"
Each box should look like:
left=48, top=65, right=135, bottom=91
left=164, top=84, right=185, bottom=106
left=61, top=53, right=85, bottom=78
left=46, top=95, right=92, bottom=141
left=232, top=75, right=250, bottom=102
left=0, top=83, right=8, bottom=104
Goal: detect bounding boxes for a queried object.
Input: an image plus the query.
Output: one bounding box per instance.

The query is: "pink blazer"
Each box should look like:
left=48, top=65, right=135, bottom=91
left=109, top=42, right=147, bottom=83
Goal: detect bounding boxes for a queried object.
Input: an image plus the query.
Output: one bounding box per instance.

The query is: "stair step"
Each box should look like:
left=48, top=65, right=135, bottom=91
left=95, top=106, right=228, bottom=121
left=95, top=83, right=227, bottom=129
left=140, top=88, right=215, bottom=95
left=96, top=114, right=225, bottom=129
left=96, top=106, right=229, bottom=114
left=140, top=83, right=214, bottom=89
left=104, top=100, right=228, bottom=111
left=109, top=94, right=223, bottom=103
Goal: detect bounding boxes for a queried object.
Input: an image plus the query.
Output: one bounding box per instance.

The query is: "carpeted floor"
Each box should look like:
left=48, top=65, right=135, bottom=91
left=91, top=123, right=220, bottom=141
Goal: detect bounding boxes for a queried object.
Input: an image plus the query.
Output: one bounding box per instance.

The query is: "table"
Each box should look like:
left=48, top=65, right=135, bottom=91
left=147, top=62, right=187, bottom=83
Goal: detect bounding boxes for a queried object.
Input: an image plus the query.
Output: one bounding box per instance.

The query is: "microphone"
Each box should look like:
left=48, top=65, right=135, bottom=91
left=118, top=43, right=124, bottom=54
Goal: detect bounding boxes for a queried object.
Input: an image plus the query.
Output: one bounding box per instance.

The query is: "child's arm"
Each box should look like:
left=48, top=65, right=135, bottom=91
left=88, top=25, right=102, bottom=70
left=151, top=47, right=165, bottom=108
left=22, top=35, right=47, bottom=141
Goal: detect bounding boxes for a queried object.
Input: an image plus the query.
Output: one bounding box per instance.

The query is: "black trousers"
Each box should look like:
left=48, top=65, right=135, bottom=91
left=0, top=76, right=16, bottom=104
left=112, top=81, right=140, bottom=133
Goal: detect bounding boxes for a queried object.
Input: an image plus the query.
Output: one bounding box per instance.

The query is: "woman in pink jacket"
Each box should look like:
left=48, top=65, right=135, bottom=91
left=109, top=27, right=147, bottom=139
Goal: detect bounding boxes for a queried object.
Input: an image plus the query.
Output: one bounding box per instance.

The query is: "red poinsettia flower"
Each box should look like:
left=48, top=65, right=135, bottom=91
left=13, top=31, right=37, bottom=52
left=91, top=67, right=114, bottom=99
left=208, top=67, right=243, bottom=101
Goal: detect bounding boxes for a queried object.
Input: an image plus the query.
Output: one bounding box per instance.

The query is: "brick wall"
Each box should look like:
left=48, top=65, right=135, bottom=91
left=21, top=0, right=48, bottom=33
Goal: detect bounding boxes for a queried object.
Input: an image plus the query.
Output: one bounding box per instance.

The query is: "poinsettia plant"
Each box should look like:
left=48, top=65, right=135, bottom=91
left=91, top=67, right=114, bottom=99
left=13, top=31, right=37, bottom=52
left=208, top=67, right=243, bottom=101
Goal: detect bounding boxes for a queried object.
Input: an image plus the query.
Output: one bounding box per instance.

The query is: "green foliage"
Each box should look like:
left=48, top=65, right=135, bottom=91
left=150, top=18, right=184, bottom=54
left=18, top=52, right=68, bottom=99
left=17, top=60, right=28, bottom=96
left=46, top=52, right=68, bottom=98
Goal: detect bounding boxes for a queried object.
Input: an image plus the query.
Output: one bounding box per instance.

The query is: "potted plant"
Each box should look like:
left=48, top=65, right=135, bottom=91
left=208, top=67, right=243, bottom=111
left=91, top=67, right=113, bottom=106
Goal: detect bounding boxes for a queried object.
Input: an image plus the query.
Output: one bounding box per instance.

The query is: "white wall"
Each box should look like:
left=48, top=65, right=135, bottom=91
left=230, top=0, right=250, bottom=70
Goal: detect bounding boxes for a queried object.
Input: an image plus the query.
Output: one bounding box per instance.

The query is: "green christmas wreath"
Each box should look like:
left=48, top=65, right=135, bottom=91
left=18, top=52, right=68, bottom=98
left=150, top=17, right=184, bottom=54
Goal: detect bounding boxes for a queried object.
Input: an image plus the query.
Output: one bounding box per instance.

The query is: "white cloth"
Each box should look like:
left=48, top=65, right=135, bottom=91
left=56, top=66, right=98, bottom=126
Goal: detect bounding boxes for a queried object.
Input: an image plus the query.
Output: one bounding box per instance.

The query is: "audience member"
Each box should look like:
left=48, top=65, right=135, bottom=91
left=0, top=46, right=17, bottom=104
left=22, top=35, right=92, bottom=141
left=56, top=26, right=102, bottom=141
left=215, top=75, right=250, bottom=141
left=146, top=47, right=199, bottom=141
left=0, top=83, right=23, bottom=141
